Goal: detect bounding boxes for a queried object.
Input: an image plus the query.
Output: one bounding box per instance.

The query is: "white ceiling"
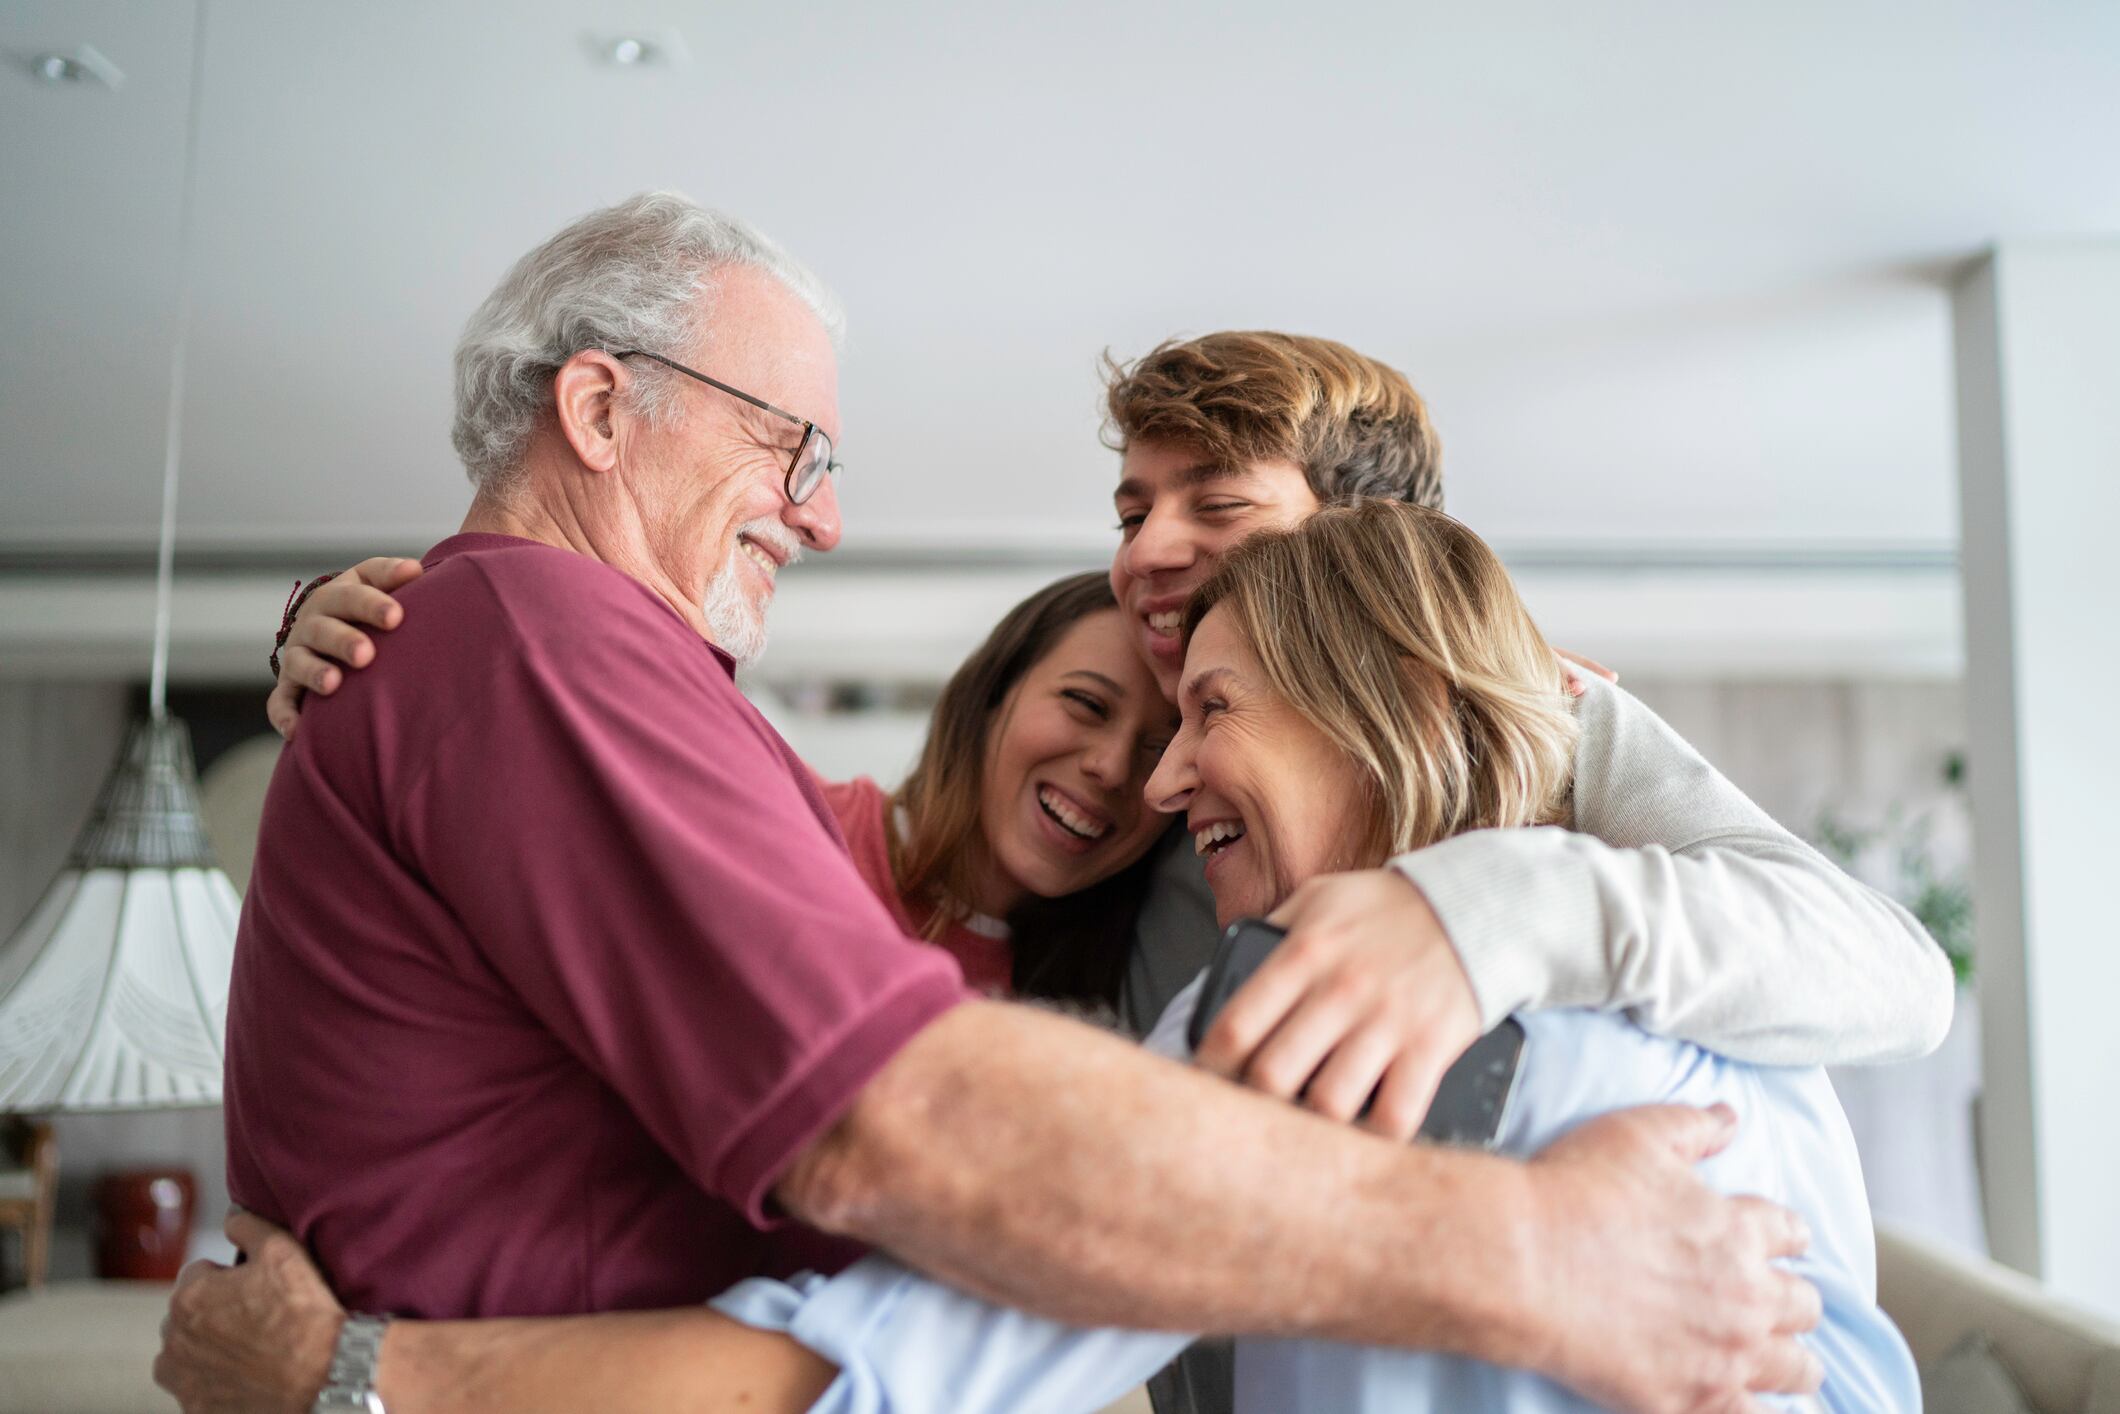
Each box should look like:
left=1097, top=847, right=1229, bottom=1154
left=4, top=0, right=2118, bottom=563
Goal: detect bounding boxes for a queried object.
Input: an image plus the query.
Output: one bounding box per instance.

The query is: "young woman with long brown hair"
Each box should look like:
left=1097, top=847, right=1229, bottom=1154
left=816, top=571, right=1175, bottom=1005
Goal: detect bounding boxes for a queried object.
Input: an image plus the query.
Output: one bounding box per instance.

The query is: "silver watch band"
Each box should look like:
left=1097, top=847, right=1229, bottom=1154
left=311, top=1313, right=390, bottom=1414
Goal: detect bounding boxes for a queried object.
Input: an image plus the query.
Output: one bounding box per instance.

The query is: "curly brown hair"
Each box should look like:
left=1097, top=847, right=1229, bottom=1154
left=1103, top=331, right=1443, bottom=509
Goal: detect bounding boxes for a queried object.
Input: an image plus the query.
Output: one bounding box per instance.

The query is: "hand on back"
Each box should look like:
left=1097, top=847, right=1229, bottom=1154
left=268, top=556, right=422, bottom=739
left=1521, top=1103, right=1823, bottom=1412
left=1203, top=871, right=1823, bottom=1410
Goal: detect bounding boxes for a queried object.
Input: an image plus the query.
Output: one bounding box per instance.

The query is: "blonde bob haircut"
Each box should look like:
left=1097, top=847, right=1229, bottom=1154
left=1184, top=501, right=1578, bottom=863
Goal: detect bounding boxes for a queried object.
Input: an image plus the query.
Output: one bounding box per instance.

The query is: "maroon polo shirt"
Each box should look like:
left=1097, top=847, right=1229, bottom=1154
left=225, top=533, right=968, bottom=1317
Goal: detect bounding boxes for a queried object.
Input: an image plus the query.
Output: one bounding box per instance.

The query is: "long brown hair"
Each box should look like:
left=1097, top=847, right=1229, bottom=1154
left=890, top=572, right=1167, bottom=1008
left=1186, top=502, right=1578, bottom=863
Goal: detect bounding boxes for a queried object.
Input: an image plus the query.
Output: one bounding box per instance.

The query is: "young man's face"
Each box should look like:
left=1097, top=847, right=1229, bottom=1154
left=1109, top=439, right=1321, bottom=702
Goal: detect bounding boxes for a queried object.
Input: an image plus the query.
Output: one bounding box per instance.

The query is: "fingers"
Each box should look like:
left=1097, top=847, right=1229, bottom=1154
left=1770, top=1266, right=1823, bottom=1336
left=349, top=555, right=424, bottom=593
left=291, top=613, right=376, bottom=671
left=1363, top=1044, right=1450, bottom=1142
left=267, top=680, right=303, bottom=741
left=1193, top=933, right=1315, bottom=1079
left=279, top=644, right=342, bottom=697
left=1298, top=1018, right=1402, bottom=1124
left=1746, top=1334, right=1824, bottom=1395
left=173, top=1257, right=226, bottom=1295
left=1732, top=1195, right=1814, bottom=1265
left=309, top=578, right=407, bottom=634
left=1230, top=975, right=1366, bottom=1102
left=1640, top=1102, right=1742, bottom=1163
left=224, top=1208, right=286, bottom=1258
left=1202, top=874, right=1371, bottom=1077
left=1555, top=648, right=1619, bottom=683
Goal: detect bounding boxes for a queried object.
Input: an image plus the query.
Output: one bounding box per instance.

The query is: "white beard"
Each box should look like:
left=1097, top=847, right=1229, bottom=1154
left=702, top=559, right=767, bottom=666
left=702, top=519, right=800, bottom=666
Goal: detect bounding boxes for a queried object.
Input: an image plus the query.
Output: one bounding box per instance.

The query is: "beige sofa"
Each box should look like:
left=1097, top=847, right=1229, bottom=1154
left=1881, top=1227, right=2120, bottom=1413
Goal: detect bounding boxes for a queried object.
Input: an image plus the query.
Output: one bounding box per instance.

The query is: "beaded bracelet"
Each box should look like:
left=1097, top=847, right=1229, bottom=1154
left=269, top=572, right=338, bottom=679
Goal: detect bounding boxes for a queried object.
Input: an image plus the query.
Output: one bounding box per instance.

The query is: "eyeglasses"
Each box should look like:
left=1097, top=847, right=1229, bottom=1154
left=614, top=350, right=841, bottom=505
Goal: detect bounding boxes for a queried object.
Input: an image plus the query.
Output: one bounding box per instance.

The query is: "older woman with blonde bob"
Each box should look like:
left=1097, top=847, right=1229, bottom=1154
left=1125, top=502, right=1921, bottom=1408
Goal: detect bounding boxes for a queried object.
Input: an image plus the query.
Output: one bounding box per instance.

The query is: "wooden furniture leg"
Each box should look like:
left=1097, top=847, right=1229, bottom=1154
left=0, top=1119, right=56, bottom=1290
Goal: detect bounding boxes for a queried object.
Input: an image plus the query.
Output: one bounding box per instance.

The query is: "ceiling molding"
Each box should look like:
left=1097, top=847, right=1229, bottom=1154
left=0, top=539, right=1960, bottom=579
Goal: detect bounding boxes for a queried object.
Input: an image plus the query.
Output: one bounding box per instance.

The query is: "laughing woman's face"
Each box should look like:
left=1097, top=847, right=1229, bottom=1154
left=975, top=609, right=1178, bottom=914
left=1144, top=605, right=1374, bottom=927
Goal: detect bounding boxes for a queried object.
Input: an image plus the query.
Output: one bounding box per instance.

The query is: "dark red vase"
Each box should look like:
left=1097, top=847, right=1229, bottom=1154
left=92, top=1169, right=196, bottom=1281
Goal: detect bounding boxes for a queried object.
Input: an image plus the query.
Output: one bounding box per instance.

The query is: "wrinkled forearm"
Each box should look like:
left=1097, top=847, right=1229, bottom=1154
left=778, top=1001, right=1540, bottom=1360
left=374, top=1308, right=834, bottom=1414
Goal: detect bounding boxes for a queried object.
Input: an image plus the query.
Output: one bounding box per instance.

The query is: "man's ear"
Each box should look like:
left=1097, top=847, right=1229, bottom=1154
left=552, top=350, right=629, bottom=473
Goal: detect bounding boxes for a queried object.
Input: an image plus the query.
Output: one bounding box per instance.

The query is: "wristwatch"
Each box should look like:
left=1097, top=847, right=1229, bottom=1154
left=311, top=1313, right=390, bottom=1414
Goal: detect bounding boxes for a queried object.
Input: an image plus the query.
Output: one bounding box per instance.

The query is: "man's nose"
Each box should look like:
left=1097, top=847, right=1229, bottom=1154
left=1124, top=506, right=1193, bottom=580
left=785, top=472, right=842, bottom=551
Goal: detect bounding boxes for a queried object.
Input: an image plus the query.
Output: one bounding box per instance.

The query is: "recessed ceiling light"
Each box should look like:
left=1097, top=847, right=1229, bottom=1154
left=583, top=30, right=691, bottom=70
left=28, top=45, right=125, bottom=90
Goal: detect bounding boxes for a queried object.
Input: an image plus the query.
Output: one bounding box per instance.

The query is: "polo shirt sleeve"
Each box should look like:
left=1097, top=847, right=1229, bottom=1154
left=396, top=563, right=969, bottom=1227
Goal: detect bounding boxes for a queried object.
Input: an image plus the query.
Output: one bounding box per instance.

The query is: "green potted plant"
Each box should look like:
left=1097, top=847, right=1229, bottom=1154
left=1813, top=750, right=1985, bottom=1256
left=1813, top=751, right=1973, bottom=985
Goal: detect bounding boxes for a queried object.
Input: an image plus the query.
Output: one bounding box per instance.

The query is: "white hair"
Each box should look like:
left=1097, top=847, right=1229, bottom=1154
left=450, top=191, right=844, bottom=493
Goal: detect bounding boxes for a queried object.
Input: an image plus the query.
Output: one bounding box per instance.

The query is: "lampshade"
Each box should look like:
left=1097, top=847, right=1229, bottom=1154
left=0, top=718, right=237, bottom=1112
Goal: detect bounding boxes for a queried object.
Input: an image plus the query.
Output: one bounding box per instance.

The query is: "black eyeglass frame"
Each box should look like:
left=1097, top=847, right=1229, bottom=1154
left=613, top=349, right=840, bottom=505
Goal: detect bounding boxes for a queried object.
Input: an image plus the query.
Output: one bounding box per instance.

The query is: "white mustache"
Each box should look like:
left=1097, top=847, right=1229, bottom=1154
left=736, top=518, right=803, bottom=568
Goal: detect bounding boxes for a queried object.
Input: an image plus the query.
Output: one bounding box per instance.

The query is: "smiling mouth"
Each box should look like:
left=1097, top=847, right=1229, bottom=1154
left=1038, top=785, right=1112, bottom=842
left=738, top=535, right=783, bottom=576
left=1192, top=819, right=1247, bottom=858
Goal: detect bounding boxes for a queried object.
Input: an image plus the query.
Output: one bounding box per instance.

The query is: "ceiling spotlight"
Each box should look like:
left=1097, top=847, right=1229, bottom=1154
left=583, top=30, right=690, bottom=70
left=28, top=45, right=125, bottom=89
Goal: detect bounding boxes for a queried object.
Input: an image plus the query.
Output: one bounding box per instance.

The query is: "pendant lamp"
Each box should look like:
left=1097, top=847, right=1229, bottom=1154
left=0, top=1, right=234, bottom=1124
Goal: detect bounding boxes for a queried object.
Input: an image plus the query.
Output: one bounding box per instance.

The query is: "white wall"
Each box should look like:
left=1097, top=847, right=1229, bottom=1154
left=1954, top=244, right=2120, bottom=1318
left=9, top=0, right=2119, bottom=562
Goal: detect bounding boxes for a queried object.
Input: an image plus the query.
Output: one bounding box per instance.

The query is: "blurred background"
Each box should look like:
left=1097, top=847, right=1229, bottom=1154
left=2, top=0, right=2116, bottom=1402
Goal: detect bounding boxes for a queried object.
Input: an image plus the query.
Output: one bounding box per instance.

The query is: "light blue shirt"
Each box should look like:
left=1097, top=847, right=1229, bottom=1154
left=712, top=974, right=1919, bottom=1412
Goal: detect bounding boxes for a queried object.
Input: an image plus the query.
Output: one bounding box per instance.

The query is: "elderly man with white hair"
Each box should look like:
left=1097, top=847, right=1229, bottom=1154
left=176, top=194, right=1821, bottom=1414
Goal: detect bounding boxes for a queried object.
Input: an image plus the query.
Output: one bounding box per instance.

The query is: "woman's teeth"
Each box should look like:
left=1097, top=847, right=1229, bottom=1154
left=1192, top=820, right=1247, bottom=857
left=1038, top=786, right=1110, bottom=841
left=1146, top=610, right=1183, bottom=636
